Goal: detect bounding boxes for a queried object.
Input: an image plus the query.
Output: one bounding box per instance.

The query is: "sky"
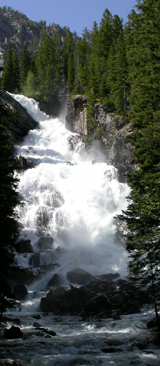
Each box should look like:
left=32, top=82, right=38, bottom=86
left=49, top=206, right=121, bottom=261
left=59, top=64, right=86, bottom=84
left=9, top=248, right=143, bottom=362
left=0, top=0, right=137, bottom=36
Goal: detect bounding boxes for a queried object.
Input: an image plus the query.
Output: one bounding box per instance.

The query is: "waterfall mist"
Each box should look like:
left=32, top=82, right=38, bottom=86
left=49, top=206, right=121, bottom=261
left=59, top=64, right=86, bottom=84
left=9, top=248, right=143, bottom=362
left=12, top=94, right=130, bottom=284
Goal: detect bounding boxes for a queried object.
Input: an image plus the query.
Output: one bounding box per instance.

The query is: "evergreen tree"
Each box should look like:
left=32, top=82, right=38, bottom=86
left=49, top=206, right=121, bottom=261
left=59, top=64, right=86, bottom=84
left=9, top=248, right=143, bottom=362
left=24, top=70, right=37, bottom=98
left=2, top=44, right=14, bottom=92
left=67, top=52, right=75, bottom=91
left=120, top=0, right=160, bottom=328
left=0, top=102, right=19, bottom=319
left=107, top=30, right=128, bottom=115
left=74, top=35, right=91, bottom=93
left=12, top=50, right=20, bottom=92
left=35, top=33, right=62, bottom=105
left=20, top=45, right=31, bottom=91
left=62, top=32, right=74, bottom=84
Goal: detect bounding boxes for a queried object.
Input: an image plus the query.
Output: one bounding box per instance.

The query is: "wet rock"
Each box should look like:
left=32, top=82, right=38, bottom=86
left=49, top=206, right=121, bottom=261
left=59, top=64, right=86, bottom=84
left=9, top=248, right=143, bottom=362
left=147, top=318, right=158, bottom=329
left=32, top=314, right=41, bottom=320
left=4, top=326, right=23, bottom=339
left=67, top=268, right=95, bottom=285
left=13, top=284, right=28, bottom=300
left=15, top=239, right=33, bottom=253
left=40, top=276, right=147, bottom=318
left=45, top=273, right=61, bottom=289
left=101, top=347, right=122, bottom=353
left=41, top=286, right=90, bottom=314
left=0, top=361, right=23, bottom=366
left=2, top=317, right=21, bottom=325
left=68, top=134, right=84, bottom=151
left=99, top=273, right=120, bottom=281
left=29, top=253, right=41, bottom=267
left=35, top=236, right=54, bottom=251
left=33, top=323, right=56, bottom=336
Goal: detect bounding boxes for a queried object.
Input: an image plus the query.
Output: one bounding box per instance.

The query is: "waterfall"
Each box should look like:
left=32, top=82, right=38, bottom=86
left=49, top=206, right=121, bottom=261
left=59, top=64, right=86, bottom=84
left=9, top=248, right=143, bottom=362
left=12, top=94, right=130, bottom=285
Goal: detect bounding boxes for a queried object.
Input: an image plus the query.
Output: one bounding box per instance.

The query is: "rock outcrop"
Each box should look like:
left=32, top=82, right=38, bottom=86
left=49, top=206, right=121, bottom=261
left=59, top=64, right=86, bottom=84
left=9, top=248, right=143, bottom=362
left=66, top=97, right=135, bottom=181
left=66, top=95, right=88, bottom=135
left=40, top=274, right=149, bottom=318
left=0, top=90, right=38, bottom=144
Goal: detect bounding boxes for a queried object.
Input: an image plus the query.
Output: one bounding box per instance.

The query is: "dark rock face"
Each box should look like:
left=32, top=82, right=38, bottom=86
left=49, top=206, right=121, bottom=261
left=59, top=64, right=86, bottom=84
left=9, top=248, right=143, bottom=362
left=15, top=239, right=33, bottom=253
left=4, top=326, right=23, bottom=339
left=0, top=90, right=38, bottom=144
left=13, top=284, right=28, bottom=300
left=46, top=274, right=61, bottom=289
left=66, top=95, right=88, bottom=135
left=67, top=268, right=96, bottom=285
left=35, top=236, right=54, bottom=251
left=40, top=275, right=148, bottom=317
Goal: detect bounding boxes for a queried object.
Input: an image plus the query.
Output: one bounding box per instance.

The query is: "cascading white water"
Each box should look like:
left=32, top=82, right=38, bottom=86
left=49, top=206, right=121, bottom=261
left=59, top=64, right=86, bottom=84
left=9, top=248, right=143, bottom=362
left=3, top=95, right=160, bottom=366
left=12, top=94, right=130, bottom=284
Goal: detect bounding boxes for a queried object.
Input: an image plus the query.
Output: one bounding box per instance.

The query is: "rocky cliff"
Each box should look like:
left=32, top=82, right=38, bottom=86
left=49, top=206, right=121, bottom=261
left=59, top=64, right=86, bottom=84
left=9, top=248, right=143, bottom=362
left=0, top=6, right=77, bottom=67
left=66, top=96, right=135, bottom=182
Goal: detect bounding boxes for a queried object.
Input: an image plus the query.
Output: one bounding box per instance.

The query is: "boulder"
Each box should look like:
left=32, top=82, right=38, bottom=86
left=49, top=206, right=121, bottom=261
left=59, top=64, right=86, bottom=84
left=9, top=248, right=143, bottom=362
left=99, top=273, right=120, bottom=281
left=45, top=273, right=60, bottom=289
left=66, top=268, right=95, bottom=285
left=40, top=276, right=147, bottom=318
left=41, top=286, right=90, bottom=314
left=15, top=239, right=33, bottom=253
left=13, top=284, right=28, bottom=300
left=35, top=236, right=54, bottom=251
left=101, top=347, right=122, bottom=353
left=4, top=326, right=23, bottom=339
left=33, top=323, right=56, bottom=337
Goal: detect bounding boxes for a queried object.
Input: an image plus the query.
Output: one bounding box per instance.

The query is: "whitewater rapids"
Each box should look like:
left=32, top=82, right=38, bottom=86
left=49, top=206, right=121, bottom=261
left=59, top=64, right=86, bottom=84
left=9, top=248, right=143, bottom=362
left=12, top=94, right=130, bottom=283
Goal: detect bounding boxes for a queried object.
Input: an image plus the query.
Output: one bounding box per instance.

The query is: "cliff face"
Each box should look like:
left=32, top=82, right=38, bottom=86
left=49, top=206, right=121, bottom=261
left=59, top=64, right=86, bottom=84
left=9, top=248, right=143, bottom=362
left=0, top=90, right=38, bottom=144
left=66, top=96, right=135, bottom=182
left=66, top=95, right=88, bottom=135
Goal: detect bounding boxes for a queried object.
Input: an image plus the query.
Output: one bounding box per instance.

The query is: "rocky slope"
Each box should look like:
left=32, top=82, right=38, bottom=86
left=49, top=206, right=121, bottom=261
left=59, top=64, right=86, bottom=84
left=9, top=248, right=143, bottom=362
left=0, top=6, right=77, bottom=67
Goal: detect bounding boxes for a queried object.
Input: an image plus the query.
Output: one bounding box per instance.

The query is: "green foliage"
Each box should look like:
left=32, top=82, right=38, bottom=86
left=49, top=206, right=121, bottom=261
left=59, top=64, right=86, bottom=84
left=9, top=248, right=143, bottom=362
left=35, top=33, right=62, bottom=104
left=118, top=0, right=160, bottom=326
left=20, top=45, right=31, bottom=91
left=2, top=45, right=14, bottom=92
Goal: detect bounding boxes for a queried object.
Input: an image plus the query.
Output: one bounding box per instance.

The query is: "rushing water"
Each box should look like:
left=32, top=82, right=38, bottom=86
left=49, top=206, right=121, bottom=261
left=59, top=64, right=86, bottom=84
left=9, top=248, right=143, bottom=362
left=12, top=94, right=130, bottom=284
left=1, top=94, right=160, bottom=365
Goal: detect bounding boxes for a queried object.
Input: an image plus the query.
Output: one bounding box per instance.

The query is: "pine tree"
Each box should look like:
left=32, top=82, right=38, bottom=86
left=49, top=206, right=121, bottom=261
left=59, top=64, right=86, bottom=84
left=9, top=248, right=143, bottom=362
left=62, top=32, right=74, bottom=84
left=67, top=52, right=75, bottom=91
left=36, top=33, right=61, bottom=104
left=20, top=45, right=31, bottom=91
left=107, top=30, right=128, bottom=115
left=2, top=44, right=14, bottom=92
left=74, top=35, right=91, bottom=93
left=120, top=0, right=160, bottom=329
left=0, top=102, right=19, bottom=319
left=12, top=50, right=20, bottom=92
